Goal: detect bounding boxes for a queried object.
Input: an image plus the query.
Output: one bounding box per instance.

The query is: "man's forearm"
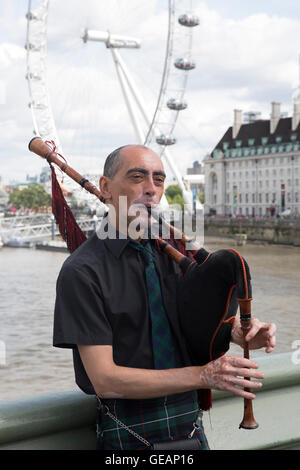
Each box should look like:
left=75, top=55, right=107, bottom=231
left=97, top=364, right=203, bottom=399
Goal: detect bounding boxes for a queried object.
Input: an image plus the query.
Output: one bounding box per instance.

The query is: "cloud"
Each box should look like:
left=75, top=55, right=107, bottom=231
left=1, top=1, right=300, bottom=183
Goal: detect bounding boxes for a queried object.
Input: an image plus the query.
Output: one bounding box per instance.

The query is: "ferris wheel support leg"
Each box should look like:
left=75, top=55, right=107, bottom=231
left=115, top=50, right=192, bottom=210
left=114, top=49, right=153, bottom=129
left=110, top=48, right=145, bottom=144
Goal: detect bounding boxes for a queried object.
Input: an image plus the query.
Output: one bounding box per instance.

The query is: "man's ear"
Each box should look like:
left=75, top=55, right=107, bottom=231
left=99, top=175, right=112, bottom=202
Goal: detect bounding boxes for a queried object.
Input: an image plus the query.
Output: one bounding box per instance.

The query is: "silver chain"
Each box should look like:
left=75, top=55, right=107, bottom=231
left=101, top=404, right=152, bottom=447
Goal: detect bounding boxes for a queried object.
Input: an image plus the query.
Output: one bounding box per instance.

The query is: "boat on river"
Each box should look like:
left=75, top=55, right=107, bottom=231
left=35, top=240, right=68, bottom=253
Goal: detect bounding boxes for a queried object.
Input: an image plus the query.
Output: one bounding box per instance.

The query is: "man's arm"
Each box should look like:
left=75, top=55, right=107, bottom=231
left=78, top=344, right=264, bottom=401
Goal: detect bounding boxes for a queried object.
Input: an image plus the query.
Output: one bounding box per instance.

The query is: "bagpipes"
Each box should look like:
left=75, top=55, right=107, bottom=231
left=28, top=136, right=258, bottom=429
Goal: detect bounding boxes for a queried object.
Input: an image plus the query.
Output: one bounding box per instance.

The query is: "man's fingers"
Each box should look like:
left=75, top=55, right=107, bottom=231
left=227, top=356, right=259, bottom=369
left=245, top=321, right=276, bottom=342
left=228, top=367, right=265, bottom=380
left=230, top=376, right=263, bottom=389
left=225, top=385, right=256, bottom=400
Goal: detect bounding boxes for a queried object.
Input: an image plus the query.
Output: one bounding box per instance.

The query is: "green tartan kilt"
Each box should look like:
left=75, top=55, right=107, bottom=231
left=96, top=390, right=210, bottom=451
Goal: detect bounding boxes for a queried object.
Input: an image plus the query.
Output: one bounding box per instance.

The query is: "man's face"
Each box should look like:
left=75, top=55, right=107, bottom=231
left=100, top=145, right=166, bottom=233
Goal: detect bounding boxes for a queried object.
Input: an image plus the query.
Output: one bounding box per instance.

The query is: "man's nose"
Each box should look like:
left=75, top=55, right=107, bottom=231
left=144, top=177, right=156, bottom=196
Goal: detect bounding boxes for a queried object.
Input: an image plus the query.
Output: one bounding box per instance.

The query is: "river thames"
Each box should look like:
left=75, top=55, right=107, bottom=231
left=0, top=237, right=299, bottom=401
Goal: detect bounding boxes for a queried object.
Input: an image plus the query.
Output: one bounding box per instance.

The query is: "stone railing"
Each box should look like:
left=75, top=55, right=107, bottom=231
left=0, top=352, right=299, bottom=450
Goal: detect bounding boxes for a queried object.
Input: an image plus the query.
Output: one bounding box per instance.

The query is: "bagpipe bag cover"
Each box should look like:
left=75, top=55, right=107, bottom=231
left=177, top=247, right=252, bottom=366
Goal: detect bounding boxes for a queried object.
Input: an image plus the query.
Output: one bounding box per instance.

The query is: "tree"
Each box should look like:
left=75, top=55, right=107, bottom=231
left=9, top=184, right=51, bottom=209
left=165, top=184, right=182, bottom=200
left=165, top=184, right=185, bottom=209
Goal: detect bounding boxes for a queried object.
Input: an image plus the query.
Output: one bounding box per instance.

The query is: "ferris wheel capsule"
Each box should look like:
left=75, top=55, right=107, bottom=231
left=156, top=134, right=176, bottom=146
left=174, top=57, right=196, bottom=70
left=167, top=98, right=187, bottom=110
left=178, top=14, right=199, bottom=27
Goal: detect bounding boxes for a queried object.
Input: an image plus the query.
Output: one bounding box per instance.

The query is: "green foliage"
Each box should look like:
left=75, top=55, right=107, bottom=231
left=165, top=184, right=184, bottom=209
left=165, top=184, right=182, bottom=200
left=9, top=184, right=51, bottom=209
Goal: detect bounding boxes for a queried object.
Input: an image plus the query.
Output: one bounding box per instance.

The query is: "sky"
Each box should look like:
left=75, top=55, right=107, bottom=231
left=1, top=0, right=300, bottom=184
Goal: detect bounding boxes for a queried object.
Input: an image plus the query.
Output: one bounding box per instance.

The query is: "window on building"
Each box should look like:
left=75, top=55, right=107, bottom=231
left=287, top=193, right=291, bottom=203
left=248, top=138, right=255, bottom=146
left=273, top=180, right=276, bottom=187
left=296, top=179, right=299, bottom=186
left=252, top=194, right=255, bottom=203
left=266, top=193, right=269, bottom=203
left=236, top=140, right=242, bottom=148
left=291, top=133, right=297, bottom=141
left=246, top=193, right=249, bottom=203
left=272, top=193, right=276, bottom=203
left=265, top=169, right=269, bottom=177
left=275, top=136, right=282, bottom=143
left=295, top=167, right=299, bottom=175
left=288, top=179, right=291, bottom=187
left=246, top=207, right=249, bottom=216
left=296, top=192, right=299, bottom=203
left=261, top=137, right=268, bottom=145
left=273, top=169, right=276, bottom=176
left=259, top=194, right=262, bottom=203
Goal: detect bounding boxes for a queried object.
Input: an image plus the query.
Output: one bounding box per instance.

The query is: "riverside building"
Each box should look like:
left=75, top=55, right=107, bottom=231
left=204, top=102, right=300, bottom=217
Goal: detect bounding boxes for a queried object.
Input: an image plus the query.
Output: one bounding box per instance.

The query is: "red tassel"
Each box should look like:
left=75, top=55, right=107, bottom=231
left=197, top=389, right=212, bottom=411
left=49, top=163, right=87, bottom=253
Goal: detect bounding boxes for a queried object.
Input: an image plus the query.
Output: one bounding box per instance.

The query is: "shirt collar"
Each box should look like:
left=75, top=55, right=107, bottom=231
left=97, top=214, right=156, bottom=259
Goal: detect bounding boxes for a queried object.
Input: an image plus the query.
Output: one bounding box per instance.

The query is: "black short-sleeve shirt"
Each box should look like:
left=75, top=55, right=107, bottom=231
left=53, top=227, right=193, bottom=395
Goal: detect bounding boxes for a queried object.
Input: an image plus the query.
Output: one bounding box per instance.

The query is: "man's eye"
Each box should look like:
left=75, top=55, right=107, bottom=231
left=154, top=177, right=165, bottom=184
left=131, top=174, right=143, bottom=180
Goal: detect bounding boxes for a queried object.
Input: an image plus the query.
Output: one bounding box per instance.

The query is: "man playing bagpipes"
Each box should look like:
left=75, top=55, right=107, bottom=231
left=48, top=143, right=276, bottom=450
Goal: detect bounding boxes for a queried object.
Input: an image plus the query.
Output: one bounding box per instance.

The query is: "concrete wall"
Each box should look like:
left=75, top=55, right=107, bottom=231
left=0, top=352, right=299, bottom=450
left=205, top=219, right=300, bottom=246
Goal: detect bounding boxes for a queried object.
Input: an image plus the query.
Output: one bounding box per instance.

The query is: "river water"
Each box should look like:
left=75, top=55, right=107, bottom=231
left=0, top=237, right=299, bottom=401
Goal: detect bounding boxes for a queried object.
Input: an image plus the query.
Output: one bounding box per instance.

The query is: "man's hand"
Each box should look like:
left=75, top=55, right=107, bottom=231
left=231, top=314, right=276, bottom=353
left=199, top=356, right=264, bottom=400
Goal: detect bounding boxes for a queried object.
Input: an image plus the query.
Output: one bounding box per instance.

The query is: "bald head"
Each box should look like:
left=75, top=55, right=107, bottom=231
left=103, top=144, right=157, bottom=179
